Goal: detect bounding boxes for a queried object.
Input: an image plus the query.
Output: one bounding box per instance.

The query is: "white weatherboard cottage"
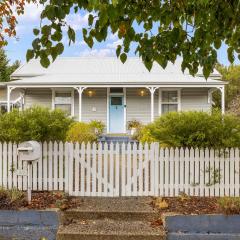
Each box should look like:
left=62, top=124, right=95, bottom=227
left=0, top=57, right=226, bottom=134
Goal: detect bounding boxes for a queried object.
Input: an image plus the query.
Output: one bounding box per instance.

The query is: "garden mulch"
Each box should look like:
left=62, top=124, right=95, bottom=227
left=0, top=191, right=81, bottom=211
left=0, top=191, right=237, bottom=216
left=151, top=196, right=221, bottom=215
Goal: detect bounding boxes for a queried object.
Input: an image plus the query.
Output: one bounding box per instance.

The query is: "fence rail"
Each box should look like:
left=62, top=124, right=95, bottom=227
left=0, top=141, right=239, bottom=197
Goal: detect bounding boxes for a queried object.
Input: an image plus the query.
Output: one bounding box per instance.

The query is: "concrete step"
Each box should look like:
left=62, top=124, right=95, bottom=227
left=57, top=219, right=166, bottom=240
left=61, top=197, right=158, bottom=222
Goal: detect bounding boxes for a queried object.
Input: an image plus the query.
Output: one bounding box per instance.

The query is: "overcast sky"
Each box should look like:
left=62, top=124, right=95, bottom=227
left=4, top=3, right=239, bottom=67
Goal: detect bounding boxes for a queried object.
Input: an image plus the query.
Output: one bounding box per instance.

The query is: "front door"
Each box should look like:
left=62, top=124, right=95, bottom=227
left=109, top=95, right=124, bottom=133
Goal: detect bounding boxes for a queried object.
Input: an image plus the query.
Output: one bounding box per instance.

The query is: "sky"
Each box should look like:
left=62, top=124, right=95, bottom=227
left=4, top=3, right=239, bottom=66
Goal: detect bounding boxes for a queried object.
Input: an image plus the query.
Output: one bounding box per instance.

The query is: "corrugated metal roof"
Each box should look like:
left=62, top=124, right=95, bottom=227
left=10, top=57, right=224, bottom=86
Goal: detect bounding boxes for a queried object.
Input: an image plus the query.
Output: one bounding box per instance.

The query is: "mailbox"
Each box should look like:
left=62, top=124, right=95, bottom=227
left=18, top=141, right=41, bottom=161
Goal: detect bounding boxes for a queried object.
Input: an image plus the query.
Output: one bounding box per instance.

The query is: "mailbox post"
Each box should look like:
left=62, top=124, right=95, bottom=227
left=18, top=141, right=41, bottom=203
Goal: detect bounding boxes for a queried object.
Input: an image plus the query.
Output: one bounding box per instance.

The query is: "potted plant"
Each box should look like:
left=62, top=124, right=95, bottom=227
left=127, top=120, right=141, bottom=135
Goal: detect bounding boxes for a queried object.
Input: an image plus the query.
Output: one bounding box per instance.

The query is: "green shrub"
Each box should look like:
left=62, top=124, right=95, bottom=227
left=66, top=122, right=97, bottom=143
left=0, top=106, right=73, bottom=142
left=138, top=111, right=240, bottom=148
left=89, top=120, right=105, bottom=136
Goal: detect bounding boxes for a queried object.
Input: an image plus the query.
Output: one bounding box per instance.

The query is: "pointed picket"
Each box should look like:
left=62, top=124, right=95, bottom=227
left=43, top=141, right=48, bottom=190
left=97, top=142, right=103, bottom=196
left=64, top=142, right=69, bottom=193
left=80, top=142, right=85, bottom=196
left=150, top=143, right=155, bottom=196
left=174, top=148, right=179, bottom=196
left=53, top=141, right=58, bottom=190
left=235, top=148, right=240, bottom=197
left=169, top=147, right=174, bottom=196
left=48, top=141, right=53, bottom=191
left=37, top=143, right=43, bottom=191
left=74, top=142, right=80, bottom=195
left=7, top=142, right=12, bottom=189
left=127, top=143, right=132, bottom=196
left=109, top=143, right=114, bottom=197
left=159, top=147, right=164, bottom=196
left=86, top=142, right=91, bottom=196
left=92, top=142, right=97, bottom=196
left=132, top=142, right=138, bottom=196
left=121, top=143, right=126, bottom=196
left=229, top=148, right=235, bottom=196
left=194, top=148, right=200, bottom=196
left=58, top=141, right=64, bottom=191
left=115, top=142, right=120, bottom=196
left=3, top=142, right=7, bottom=189
left=179, top=147, right=184, bottom=194
left=144, top=143, right=149, bottom=196
left=219, top=149, right=225, bottom=197
left=138, top=143, right=143, bottom=196
left=189, top=147, right=195, bottom=196
left=12, top=143, right=18, bottom=188
left=103, top=143, right=108, bottom=196
left=184, top=148, right=190, bottom=195
left=68, top=142, right=74, bottom=196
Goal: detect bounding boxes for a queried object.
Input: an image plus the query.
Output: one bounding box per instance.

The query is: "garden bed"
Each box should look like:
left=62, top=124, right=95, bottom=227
left=0, top=190, right=81, bottom=210
left=1, top=188, right=240, bottom=216
left=152, top=196, right=240, bottom=215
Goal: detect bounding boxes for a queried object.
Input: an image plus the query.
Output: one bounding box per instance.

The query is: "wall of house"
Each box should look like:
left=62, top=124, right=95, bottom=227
left=126, top=88, right=159, bottom=125
left=19, top=87, right=211, bottom=133
left=24, top=88, right=52, bottom=109
left=181, top=88, right=211, bottom=112
left=74, top=88, right=108, bottom=125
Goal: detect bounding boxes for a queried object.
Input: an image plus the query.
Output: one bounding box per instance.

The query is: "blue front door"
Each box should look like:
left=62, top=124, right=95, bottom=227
left=109, top=96, right=124, bottom=133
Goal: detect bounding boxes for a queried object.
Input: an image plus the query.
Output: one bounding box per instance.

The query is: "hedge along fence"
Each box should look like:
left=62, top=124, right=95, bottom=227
left=0, top=141, right=240, bottom=197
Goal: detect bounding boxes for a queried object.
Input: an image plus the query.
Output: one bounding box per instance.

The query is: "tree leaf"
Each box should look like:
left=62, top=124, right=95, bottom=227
left=40, top=56, right=50, bottom=68
left=120, top=53, right=127, bottom=63
left=26, top=50, right=34, bottom=62
left=33, top=28, right=40, bottom=36
left=56, top=43, right=64, bottom=55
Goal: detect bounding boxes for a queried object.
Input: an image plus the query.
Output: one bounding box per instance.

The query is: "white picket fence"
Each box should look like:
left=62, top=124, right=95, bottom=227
left=0, top=141, right=239, bottom=197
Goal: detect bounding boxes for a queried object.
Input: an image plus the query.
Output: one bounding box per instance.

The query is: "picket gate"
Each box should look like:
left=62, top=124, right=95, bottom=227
left=0, top=141, right=239, bottom=197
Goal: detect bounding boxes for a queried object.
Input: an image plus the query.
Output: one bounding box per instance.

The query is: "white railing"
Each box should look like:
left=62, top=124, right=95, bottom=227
left=0, top=141, right=239, bottom=197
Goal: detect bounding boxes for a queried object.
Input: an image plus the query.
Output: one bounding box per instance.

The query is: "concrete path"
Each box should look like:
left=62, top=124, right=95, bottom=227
left=57, top=197, right=166, bottom=240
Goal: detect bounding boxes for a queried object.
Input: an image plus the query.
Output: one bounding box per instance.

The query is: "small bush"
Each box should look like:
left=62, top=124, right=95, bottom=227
left=89, top=120, right=105, bottom=136
left=138, top=111, right=240, bottom=148
left=218, top=197, right=240, bottom=214
left=66, top=122, right=97, bottom=143
left=0, top=106, right=73, bottom=142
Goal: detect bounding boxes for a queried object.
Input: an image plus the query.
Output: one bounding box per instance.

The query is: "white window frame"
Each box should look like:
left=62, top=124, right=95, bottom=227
left=52, top=88, right=74, bottom=117
left=159, top=88, right=181, bottom=116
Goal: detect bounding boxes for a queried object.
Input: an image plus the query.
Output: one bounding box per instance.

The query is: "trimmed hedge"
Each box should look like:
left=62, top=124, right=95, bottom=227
left=138, top=111, right=240, bottom=148
left=0, top=106, right=73, bottom=142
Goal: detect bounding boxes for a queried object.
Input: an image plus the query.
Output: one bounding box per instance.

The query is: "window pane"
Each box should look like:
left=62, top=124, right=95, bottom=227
left=110, top=88, right=123, bottom=93
left=55, top=92, right=71, bottom=104
left=162, top=91, right=178, bottom=103
left=111, top=97, right=122, bottom=105
left=55, top=104, right=71, bottom=115
left=162, top=104, right=178, bottom=114
left=55, top=92, right=71, bottom=97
